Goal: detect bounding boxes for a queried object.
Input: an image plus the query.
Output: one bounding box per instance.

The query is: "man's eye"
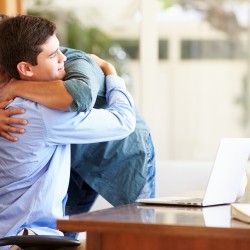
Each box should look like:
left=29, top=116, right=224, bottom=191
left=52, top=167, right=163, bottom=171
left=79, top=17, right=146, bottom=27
left=50, top=54, right=56, bottom=58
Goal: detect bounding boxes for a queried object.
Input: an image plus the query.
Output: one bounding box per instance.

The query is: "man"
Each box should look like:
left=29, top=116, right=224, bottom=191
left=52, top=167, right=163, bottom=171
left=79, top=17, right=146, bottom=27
left=0, top=16, right=156, bottom=219
left=0, top=15, right=135, bottom=238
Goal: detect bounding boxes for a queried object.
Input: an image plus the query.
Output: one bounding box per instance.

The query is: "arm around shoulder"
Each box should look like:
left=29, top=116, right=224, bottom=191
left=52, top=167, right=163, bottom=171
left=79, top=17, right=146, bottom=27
left=44, top=56, right=136, bottom=145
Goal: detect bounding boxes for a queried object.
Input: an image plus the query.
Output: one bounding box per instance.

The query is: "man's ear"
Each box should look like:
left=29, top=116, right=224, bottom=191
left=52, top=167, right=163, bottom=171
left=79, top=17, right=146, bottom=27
left=17, top=62, right=34, bottom=78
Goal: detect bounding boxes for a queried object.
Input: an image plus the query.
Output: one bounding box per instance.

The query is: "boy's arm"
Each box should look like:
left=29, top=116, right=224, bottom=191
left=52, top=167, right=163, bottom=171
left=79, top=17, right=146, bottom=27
left=4, top=79, right=73, bottom=110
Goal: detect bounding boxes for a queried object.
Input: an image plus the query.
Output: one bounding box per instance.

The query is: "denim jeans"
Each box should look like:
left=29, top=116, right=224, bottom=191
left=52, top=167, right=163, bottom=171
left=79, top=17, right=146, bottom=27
left=136, top=135, right=156, bottom=200
left=64, top=135, right=156, bottom=238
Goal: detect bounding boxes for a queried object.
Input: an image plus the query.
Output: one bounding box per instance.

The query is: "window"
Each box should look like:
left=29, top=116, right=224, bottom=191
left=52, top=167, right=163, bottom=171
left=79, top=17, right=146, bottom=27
left=181, top=40, right=245, bottom=60
left=111, top=39, right=168, bottom=59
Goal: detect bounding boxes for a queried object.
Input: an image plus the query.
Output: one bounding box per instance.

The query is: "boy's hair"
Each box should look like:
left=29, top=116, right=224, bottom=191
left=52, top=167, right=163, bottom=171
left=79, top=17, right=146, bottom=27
left=0, top=15, right=56, bottom=79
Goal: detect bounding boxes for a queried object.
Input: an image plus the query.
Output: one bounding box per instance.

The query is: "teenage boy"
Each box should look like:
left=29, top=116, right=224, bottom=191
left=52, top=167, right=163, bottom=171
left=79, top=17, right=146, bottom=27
left=0, top=15, right=135, bottom=238
left=0, top=15, right=156, bottom=221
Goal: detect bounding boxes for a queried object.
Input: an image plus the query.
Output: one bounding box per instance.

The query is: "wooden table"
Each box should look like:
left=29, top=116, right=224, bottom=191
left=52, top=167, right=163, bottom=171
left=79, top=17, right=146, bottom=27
left=57, top=201, right=250, bottom=250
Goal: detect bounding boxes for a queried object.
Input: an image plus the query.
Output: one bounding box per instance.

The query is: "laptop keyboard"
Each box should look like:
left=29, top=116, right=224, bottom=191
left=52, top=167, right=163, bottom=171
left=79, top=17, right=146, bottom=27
left=173, top=198, right=203, bottom=204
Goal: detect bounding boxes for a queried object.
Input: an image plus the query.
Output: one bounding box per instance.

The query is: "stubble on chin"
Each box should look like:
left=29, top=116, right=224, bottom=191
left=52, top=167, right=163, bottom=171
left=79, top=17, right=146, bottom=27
left=58, top=70, right=66, bottom=80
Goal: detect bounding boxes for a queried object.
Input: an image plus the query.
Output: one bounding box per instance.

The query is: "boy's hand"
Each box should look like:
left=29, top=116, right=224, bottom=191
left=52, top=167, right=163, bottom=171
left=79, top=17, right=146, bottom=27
left=88, top=54, right=117, bottom=76
left=0, top=100, right=27, bottom=142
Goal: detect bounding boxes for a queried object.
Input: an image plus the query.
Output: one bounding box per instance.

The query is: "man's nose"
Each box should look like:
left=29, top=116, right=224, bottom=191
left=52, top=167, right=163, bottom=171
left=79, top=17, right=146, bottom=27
left=58, top=50, right=67, bottom=62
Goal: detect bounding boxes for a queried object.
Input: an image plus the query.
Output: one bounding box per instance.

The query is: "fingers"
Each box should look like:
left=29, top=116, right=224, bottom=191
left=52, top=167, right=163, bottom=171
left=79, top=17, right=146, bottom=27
left=0, top=124, right=25, bottom=142
left=0, top=105, right=27, bottom=142
left=3, top=108, right=28, bottom=125
left=0, top=107, right=27, bottom=125
left=0, top=131, right=19, bottom=142
left=7, top=116, right=28, bottom=126
left=5, top=107, right=26, bottom=116
left=4, top=124, right=25, bottom=134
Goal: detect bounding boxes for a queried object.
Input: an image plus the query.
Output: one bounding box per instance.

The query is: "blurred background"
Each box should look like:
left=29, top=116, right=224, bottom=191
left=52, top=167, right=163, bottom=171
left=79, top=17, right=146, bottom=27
left=1, top=0, right=250, bottom=164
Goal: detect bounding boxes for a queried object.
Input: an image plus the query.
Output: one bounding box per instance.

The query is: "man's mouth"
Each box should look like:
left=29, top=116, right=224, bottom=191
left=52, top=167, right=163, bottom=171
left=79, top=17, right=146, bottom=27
left=58, top=67, right=65, bottom=72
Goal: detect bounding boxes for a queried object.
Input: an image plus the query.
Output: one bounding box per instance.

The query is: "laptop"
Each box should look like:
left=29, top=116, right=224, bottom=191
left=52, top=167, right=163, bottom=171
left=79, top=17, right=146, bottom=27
left=138, top=138, right=250, bottom=207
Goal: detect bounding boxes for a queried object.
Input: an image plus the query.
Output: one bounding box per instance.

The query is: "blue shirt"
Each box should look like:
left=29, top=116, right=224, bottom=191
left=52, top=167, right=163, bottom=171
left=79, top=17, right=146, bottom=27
left=61, top=47, right=151, bottom=206
left=0, top=76, right=135, bottom=239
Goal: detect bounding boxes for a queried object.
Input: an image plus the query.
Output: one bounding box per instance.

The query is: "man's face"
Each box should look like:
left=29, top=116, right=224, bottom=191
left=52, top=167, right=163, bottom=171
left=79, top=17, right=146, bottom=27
left=27, top=34, right=66, bottom=81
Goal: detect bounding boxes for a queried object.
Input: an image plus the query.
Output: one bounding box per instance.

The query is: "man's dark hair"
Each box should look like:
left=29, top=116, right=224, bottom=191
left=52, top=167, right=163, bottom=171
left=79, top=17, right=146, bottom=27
left=0, top=15, right=56, bottom=79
